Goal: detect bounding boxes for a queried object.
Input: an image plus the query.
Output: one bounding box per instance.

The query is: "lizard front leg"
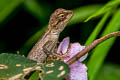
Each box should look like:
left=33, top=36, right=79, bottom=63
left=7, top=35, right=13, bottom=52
left=42, top=40, right=57, bottom=56
left=42, top=40, right=60, bottom=62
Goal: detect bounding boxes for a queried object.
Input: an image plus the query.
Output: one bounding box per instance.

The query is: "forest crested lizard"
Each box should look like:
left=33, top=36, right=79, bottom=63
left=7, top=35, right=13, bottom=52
left=27, top=9, right=73, bottom=62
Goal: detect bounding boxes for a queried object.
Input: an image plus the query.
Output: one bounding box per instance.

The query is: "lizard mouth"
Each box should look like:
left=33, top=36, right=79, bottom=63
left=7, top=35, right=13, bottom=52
left=65, top=10, right=74, bottom=18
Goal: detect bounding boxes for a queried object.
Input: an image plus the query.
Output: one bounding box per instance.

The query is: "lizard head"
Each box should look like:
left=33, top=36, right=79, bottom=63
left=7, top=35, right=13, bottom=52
left=48, top=8, right=73, bottom=34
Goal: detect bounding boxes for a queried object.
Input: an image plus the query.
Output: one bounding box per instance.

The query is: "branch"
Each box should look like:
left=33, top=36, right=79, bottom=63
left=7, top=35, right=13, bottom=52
left=67, top=31, right=120, bottom=65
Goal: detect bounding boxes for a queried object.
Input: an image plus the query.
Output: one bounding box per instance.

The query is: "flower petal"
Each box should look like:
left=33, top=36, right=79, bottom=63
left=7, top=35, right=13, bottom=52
left=78, top=53, right=88, bottom=62
left=57, top=37, right=70, bottom=54
left=64, top=43, right=88, bottom=62
left=69, top=61, right=88, bottom=80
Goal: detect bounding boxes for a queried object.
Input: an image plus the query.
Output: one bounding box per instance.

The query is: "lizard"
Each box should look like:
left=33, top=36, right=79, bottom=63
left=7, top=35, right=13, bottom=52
left=27, top=8, right=73, bottom=63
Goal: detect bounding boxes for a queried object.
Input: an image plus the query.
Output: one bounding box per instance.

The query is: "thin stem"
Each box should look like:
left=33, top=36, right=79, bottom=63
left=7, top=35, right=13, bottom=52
left=67, top=31, right=120, bottom=65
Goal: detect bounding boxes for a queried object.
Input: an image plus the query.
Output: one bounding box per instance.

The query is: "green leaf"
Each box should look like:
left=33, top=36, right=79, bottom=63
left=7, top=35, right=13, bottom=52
left=87, top=9, right=120, bottom=80
left=85, top=12, right=110, bottom=46
left=68, top=4, right=103, bottom=25
left=24, top=0, right=52, bottom=23
left=0, top=53, right=69, bottom=80
left=0, top=53, right=36, bottom=79
left=0, top=0, right=24, bottom=23
left=96, top=63, right=120, bottom=80
left=41, top=61, right=70, bottom=80
left=28, top=70, right=40, bottom=80
left=30, top=61, right=70, bottom=80
left=85, top=0, right=120, bottom=22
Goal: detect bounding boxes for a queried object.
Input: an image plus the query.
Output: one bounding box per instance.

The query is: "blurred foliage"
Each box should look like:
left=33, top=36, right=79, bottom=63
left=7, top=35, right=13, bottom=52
left=0, top=0, right=120, bottom=80
left=0, top=0, right=24, bottom=24
left=96, top=63, right=120, bottom=80
left=24, top=0, right=52, bottom=25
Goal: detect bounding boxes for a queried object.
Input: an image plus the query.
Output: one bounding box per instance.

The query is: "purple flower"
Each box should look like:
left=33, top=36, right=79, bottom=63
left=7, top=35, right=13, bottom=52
left=57, top=37, right=88, bottom=80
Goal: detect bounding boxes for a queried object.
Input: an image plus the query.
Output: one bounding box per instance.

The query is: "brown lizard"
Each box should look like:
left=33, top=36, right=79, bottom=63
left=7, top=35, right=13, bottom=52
left=27, top=8, right=73, bottom=62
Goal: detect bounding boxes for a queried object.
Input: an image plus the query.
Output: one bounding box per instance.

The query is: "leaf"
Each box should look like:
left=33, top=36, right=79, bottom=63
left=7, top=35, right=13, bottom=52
left=85, top=12, right=110, bottom=46
left=29, top=61, right=70, bottom=80
left=96, top=63, right=120, bottom=80
left=0, top=53, right=69, bottom=80
left=85, top=0, right=120, bottom=22
left=0, top=0, right=24, bottom=23
left=87, top=9, right=120, bottom=80
left=68, top=4, right=103, bottom=25
left=24, top=0, right=52, bottom=23
left=28, top=70, right=40, bottom=80
left=41, top=61, right=70, bottom=80
left=0, top=53, right=36, bottom=79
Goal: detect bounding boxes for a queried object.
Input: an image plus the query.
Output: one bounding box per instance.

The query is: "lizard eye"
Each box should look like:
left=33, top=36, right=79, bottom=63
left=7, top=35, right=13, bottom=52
left=58, top=14, right=65, bottom=18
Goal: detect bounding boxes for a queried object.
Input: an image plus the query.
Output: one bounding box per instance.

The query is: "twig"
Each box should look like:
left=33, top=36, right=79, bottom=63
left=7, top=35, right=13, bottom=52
left=67, top=31, right=120, bottom=65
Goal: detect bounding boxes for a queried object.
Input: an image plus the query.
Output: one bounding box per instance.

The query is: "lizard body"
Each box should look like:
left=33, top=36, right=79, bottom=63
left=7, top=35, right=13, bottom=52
left=27, top=9, right=73, bottom=62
